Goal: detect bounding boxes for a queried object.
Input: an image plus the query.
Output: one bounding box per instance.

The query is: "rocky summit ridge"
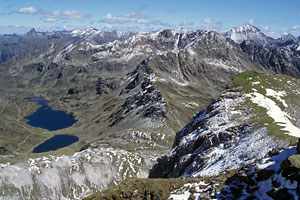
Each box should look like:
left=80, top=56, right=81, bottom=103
left=0, top=25, right=300, bottom=199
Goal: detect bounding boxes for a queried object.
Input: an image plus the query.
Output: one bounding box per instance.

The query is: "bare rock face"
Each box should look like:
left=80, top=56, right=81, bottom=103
left=240, top=39, right=300, bottom=79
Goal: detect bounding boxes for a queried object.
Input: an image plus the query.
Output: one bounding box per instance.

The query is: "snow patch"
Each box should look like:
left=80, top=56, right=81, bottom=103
left=265, top=88, right=288, bottom=107
left=168, top=181, right=211, bottom=200
left=203, top=58, right=243, bottom=73
left=248, top=92, right=300, bottom=137
left=193, top=128, right=287, bottom=177
left=251, top=81, right=260, bottom=85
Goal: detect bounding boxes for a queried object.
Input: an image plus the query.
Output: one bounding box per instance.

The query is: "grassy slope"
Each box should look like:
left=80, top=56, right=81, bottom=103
left=233, top=71, right=299, bottom=143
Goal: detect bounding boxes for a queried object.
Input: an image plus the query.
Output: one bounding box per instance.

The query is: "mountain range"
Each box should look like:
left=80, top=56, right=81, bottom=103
left=0, top=24, right=300, bottom=199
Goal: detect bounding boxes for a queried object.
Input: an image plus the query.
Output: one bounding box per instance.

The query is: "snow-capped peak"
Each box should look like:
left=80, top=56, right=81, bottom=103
left=173, top=27, right=188, bottom=35
left=276, top=33, right=298, bottom=46
left=225, top=24, right=274, bottom=46
left=71, top=27, right=102, bottom=37
left=231, top=24, right=260, bottom=33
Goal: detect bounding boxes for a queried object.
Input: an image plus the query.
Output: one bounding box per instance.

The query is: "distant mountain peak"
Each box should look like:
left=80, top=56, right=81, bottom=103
left=225, top=24, right=274, bottom=45
left=24, top=28, right=43, bottom=39
left=231, top=24, right=260, bottom=33
left=71, top=27, right=102, bottom=37
left=28, top=28, right=37, bottom=33
left=276, top=33, right=298, bottom=45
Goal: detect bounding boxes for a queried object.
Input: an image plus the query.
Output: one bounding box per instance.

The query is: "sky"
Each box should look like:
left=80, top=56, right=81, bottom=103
left=0, top=0, right=300, bottom=38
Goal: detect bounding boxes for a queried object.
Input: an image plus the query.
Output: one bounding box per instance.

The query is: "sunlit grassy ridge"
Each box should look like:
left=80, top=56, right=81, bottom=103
left=233, top=71, right=300, bottom=142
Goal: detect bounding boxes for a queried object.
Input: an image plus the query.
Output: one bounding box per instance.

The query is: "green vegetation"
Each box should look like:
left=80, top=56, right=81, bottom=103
left=233, top=71, right=268, bottom=94
left=83, top=177, right=201, bottom=200
left=233, top=71, right=299, bottom=143
left=288, top=154, right=300, bottom=169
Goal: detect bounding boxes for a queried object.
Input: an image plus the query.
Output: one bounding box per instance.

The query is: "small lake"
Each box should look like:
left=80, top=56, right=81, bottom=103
left=24, top=97, right=79, bottom=153
left=25, top=97, right=77, bottom=131
left=32, top=135, right=79, bottom=153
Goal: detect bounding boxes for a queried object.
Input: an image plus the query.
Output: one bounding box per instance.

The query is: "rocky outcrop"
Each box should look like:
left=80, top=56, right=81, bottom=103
left=240, top=39, right=300, bottom=78
left=149, top=89, right=289, bottom=178
left=218, top=147, right=299, bottom=200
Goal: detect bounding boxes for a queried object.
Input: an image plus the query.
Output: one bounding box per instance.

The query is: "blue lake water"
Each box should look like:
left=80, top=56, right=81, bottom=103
left=25, top=97, right=77, bottom=131
left=24, top=97, right=79, bottom=153
left=32, top=134, right=79, bottom=153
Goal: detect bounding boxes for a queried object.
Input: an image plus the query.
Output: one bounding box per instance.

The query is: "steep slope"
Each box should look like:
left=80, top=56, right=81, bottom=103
left=225, top=24, right=275, bottom=46
left=240, top=39, right=300, bottom=78
left=150, top=71, right=300, bottom=178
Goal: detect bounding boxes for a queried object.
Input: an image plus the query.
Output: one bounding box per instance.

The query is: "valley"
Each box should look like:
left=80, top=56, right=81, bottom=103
left=0, top=23, right=300, bottom=199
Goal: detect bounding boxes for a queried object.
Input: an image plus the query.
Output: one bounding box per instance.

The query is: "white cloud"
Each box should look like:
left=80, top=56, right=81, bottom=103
left=280, top=26, right=300, bottom=36
left=45, top=10, right=87, bottom=22
left=248, top=19, right=255, bottom=25
left=45, top=17, right=57, bottom=22
left=100, top=12, right=171, bottom=27
left=105, top=24, right=112, bottom=28
left=292, top=25, right=300, bottom=30
left=179, top=20, right=194, bottom=27
left=263, top=26, right=270, bottom=31
left=18, top=7, right=38, bottom=14
left=102, top=12, right=148, bottom=24
left=203, top=18, right=212, bottom=24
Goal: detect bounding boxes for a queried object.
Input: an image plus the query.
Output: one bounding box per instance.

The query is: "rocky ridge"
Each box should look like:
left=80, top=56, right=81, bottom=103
left=150, top=71, right=300, bottom=178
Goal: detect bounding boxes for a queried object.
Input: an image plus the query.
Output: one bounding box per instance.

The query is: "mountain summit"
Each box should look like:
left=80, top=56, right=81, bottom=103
left=225, top=24, right=274, bottom=45
left=24, top=28, right=44, bottom=39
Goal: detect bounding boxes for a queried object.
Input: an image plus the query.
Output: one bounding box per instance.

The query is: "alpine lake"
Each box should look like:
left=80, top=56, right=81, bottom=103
left=25, top=97, right=78, bottom=153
